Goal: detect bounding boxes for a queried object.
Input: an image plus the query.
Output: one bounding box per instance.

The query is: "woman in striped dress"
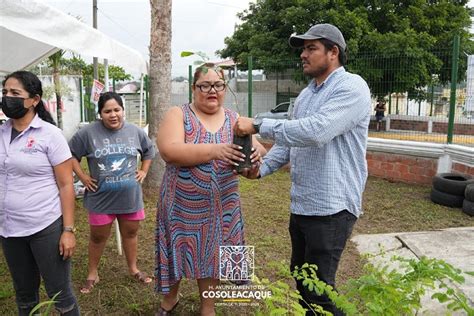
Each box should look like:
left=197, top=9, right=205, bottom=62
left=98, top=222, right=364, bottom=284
left=155, top=63, right=266, bottom=315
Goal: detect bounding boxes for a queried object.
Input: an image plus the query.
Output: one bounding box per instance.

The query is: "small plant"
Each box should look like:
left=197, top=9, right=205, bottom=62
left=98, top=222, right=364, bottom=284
left=180, top=51, right=225, bottom=80
left=119, top=285, right=144, bottom=314
left=180, top=50, right=242, bottom=113
left=254, top=257, right=474, bottom=315
left=344, top=256, right=474, bottom=315
left=180, top=51, right=211, bottom=66
left=28, top=291, right=60, bottom=316
left=252, top=261, right=307, bottom=315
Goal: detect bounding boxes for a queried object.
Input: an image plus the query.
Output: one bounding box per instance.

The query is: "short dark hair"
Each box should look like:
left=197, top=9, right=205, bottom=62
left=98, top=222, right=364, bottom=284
left=319, top=38, right=347, bottom=66
left=2, top=71, right=56, bottom=125
left=98, top=91, right=123, bottom=114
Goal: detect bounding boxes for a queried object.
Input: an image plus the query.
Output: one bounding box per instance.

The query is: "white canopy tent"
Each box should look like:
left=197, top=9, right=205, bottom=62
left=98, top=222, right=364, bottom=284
left=0, top=0, right=149, bottom=254
left=0, top=0, right=147, bottom=75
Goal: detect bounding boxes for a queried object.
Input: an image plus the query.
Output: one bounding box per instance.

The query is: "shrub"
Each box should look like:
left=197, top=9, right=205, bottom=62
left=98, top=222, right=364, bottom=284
left=255, top=257, right=474, bottom=315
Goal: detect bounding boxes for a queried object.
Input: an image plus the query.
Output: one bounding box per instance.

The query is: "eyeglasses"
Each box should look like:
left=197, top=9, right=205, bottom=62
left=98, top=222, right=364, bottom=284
left=195, top=82, right=226, bottom=93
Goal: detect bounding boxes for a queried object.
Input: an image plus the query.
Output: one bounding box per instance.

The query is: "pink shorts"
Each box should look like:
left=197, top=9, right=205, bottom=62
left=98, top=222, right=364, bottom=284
left=88, top=209, right=145, bottom=226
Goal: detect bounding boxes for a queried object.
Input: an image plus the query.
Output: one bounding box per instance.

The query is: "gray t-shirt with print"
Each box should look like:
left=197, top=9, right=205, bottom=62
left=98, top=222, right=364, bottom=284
left=69, top=121, right=155, bottom=214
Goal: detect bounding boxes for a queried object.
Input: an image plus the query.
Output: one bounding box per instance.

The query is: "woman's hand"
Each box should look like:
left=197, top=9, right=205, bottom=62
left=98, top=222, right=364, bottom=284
left=250, top=147, right=263, bottom=164
left=135, top=170, right=147, bottom=183
left=59, top=232, right=76, bottom=260
left=238, top=147, right=262, bottom=179
left=214, top=143, right=246, bottom=166
left=79, top=174, right=98, bottom=192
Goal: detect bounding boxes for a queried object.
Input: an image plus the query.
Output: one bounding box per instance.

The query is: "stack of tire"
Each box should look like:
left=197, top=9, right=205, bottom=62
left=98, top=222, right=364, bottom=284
left=431, top=173, right=474, bottom=216
left=464, top=184, right=474, bottom=216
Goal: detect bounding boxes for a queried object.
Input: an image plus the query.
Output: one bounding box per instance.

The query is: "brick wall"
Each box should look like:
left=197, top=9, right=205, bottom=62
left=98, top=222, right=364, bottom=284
left=452, top=163, right=474, bottom=176
left=366, top=152, right=437, bottom=185
left=368, top=117, right=474, bottom=135
left=432, top=122, right=474, bottom=135
left=389, top=119, right=428, bottom=132
left=258, top=140, right=473, bottom=184
left=369, top=120, right=386, bottom=130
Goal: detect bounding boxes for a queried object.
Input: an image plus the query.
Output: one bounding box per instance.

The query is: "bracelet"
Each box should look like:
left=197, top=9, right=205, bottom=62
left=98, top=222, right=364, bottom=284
left=63, top=226, right=76, bottom=234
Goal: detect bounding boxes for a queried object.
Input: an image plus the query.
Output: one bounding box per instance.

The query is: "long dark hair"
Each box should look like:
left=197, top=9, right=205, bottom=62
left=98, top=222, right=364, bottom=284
left=2, top=71, right=56, bottom=125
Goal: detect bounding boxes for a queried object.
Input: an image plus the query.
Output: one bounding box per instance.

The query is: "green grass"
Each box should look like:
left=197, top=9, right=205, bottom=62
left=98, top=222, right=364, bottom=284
left=1, top=171, right=473, bottom=315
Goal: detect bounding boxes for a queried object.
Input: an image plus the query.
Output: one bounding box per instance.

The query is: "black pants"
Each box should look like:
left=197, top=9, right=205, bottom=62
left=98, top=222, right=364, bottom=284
left=1, top=217, right=79, bottom=316
left=289, top=210, right=356, bottom=316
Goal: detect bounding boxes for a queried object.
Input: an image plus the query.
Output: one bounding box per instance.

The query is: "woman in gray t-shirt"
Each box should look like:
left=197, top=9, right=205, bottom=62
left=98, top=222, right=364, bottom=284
left=69, top=92, right=155, bottom=294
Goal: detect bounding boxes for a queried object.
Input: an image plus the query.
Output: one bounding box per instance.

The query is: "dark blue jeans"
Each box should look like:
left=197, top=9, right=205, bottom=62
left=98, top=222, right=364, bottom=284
left=1, top=217, right=79, bottom=316
left=289, top=210, right=357, bottom=316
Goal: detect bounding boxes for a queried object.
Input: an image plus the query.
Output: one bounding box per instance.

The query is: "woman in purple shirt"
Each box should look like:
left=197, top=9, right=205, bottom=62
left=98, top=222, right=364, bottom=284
left=0, top=71, right=79, bottom=315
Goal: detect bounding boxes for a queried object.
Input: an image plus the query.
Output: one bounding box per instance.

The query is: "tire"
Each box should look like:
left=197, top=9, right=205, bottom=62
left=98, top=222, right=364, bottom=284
left=432, top=173, right=474, bottom=196
left=465, top=184, right=474, bottom=202
left=430, top=187, right=464, bottom=208
left=462, top=199, right=474, bottom=216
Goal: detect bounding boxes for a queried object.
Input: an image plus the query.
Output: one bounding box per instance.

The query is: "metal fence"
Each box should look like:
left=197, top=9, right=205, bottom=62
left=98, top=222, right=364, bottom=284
left=215, top=36, right=473, bottom=146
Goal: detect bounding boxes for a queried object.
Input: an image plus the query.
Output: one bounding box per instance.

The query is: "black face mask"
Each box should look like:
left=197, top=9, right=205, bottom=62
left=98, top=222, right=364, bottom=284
left=1, top=96, right=30, bottom=119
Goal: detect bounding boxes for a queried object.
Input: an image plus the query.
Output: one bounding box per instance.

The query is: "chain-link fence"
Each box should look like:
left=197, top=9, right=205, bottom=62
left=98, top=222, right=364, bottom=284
left=218, top=37, right=473, bottom=146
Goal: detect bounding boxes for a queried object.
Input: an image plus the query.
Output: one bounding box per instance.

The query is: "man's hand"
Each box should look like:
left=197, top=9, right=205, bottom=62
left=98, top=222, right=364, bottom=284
left=238, top=162, right=261, bottom=179
left=234, top=117, right=256, bottom=137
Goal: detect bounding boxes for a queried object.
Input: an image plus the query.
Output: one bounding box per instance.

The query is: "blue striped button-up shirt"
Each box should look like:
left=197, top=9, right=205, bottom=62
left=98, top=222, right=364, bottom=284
left=259, top=67, right=371, bottom=217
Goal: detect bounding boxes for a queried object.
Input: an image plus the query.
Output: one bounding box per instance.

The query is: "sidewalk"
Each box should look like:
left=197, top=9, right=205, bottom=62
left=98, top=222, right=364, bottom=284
left=352, top=227, right=474, bottom=314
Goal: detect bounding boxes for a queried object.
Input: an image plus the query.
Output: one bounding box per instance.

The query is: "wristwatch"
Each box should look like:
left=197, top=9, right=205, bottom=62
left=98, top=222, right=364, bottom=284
left=253, top=118, right=263, bottom=134
left=63, top=226, right=76, bottom=234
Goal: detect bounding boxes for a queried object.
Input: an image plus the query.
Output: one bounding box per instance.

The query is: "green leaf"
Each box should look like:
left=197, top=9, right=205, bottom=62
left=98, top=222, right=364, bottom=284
left=29, top=291, right=60, bottom=316
left=180, top=51, right=195, bottom=57
left=431, top=292, right=449, bottom=303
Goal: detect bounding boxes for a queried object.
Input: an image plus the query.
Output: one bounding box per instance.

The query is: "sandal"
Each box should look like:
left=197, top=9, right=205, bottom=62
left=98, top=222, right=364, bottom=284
left=156, top=300, right=179, bottom=316
left=80, top=276, right=99, bottom=294
left=133, top=271, right=153, bottom=284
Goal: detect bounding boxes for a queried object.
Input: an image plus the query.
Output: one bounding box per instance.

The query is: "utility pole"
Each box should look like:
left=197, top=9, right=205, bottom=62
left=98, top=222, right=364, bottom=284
left=93, top=0, right=98, bottom=80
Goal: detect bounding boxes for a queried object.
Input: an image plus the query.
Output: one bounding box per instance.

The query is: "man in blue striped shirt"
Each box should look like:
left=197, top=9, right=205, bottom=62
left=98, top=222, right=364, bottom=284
left=235, top=23, right=371, bottom=315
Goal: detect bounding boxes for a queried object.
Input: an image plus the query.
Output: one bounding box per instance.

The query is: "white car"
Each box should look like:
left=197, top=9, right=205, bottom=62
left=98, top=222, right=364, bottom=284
left=254, top=101, right=293, bottom=120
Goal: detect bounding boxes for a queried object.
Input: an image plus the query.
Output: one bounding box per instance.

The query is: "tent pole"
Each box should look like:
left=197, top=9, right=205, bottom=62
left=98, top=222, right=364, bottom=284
left=104, top=58, right=109, bottom=92
left=139, top=74, right=144, bottom=127
left=114, top=219, right=122, bottom=255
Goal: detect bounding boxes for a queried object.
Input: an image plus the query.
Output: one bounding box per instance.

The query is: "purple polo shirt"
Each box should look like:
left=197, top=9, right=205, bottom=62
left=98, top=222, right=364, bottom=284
left=0, top=115, right=72, bottom=237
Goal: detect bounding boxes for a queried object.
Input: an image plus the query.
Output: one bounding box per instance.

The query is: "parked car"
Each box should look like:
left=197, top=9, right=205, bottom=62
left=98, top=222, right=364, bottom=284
left=254, top=101, right=293, bottom=120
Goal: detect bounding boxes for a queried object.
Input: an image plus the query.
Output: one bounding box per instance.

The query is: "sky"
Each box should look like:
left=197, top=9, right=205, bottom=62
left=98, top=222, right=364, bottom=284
left=43, top=0, right=473, bottom=78
left=44, top=0, right=253, bottom=78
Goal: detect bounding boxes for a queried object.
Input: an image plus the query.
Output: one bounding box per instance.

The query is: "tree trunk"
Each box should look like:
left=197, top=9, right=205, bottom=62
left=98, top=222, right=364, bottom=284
left=53, top=70, right=63, bottom=129
left=145, top=0, right=172, bottom=189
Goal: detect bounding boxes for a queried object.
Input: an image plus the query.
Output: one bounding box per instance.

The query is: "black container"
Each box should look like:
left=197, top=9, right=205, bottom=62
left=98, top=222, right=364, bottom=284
left=232, top=134, right=252, bottom=172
